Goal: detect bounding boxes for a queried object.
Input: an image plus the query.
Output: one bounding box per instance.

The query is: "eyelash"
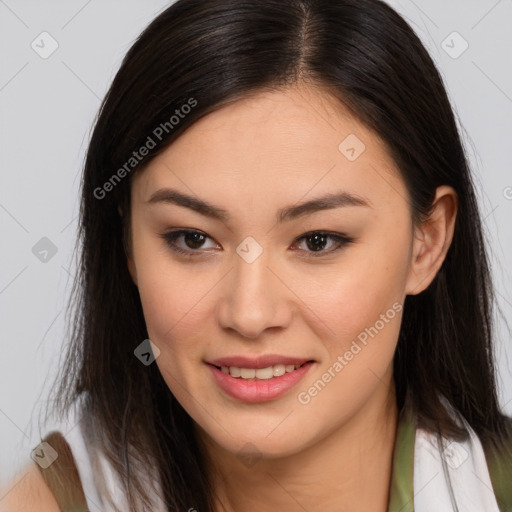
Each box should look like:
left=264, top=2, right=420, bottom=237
left=159, top=229, right=355, bottom=258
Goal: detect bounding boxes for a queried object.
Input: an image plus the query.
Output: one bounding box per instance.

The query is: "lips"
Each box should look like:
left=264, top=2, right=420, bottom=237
left=207, top=359, right=315, bottom=402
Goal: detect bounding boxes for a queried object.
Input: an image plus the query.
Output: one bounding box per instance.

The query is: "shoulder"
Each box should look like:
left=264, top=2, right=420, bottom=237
left=0, top=429, right=88, bottom=512
left=0, top=461, right=60, bottom=512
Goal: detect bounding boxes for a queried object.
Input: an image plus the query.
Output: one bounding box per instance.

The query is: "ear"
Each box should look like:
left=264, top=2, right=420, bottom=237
left=405, top=185, right=458, bottom=295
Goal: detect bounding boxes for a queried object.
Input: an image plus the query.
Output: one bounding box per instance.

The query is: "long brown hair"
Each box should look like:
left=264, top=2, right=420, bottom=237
left=47, top=0, right=511, bottom=510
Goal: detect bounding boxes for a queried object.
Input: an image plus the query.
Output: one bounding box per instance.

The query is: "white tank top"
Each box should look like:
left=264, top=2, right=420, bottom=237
left=58, top=409, right=167, bottom=512
left=51, top=402, right=508, bottom=512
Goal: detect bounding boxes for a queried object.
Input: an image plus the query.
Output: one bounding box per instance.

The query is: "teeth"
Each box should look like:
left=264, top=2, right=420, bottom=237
left=220, top=363, right=305, bottom=379
left=241, top=368, right=255, bottom=379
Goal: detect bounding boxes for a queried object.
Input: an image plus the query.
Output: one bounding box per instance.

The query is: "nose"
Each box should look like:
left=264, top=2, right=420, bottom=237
left=216, top=249, right=293, bottom=339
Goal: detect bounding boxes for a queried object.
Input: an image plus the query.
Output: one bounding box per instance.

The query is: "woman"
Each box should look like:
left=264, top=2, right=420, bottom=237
left=2, top=0, right=511, bottom=511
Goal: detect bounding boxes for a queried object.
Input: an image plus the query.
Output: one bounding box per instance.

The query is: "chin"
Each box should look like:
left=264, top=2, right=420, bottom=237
left=201, top=419, right=313, bottom=462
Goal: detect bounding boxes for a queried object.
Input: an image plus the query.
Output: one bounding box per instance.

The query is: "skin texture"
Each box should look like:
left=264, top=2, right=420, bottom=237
left=0, top=463, right=60, bottom=512
left=126, top=83, right=457, bottom=512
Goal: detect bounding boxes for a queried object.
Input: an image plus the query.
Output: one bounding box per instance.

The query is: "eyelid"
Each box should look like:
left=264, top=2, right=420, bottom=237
left=291, top=230, right=355, bottom=257
left=159, top=228, right=355, bottom=258
left=160, top=228, right=219, bottom=256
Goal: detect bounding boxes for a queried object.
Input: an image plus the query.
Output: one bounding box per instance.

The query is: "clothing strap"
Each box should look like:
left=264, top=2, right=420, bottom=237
left=387, top=404, right=415, bottom=511
left=35, top=430, right=89, bottom=512
left=484, top=422, right=512, bottom=512
left=388, top=406, right=512, bottom=512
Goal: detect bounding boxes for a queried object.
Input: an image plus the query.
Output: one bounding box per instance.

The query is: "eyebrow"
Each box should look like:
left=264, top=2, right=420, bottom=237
left=146, top=187, right=371, bottom=223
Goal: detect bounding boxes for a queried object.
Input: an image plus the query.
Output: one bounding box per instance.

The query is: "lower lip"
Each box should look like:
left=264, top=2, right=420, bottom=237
left=207, top=362, right=314, bottom=403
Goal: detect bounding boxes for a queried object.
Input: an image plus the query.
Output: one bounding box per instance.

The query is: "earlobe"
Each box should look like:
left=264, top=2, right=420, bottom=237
left=405, top=185, right=458, bottom=295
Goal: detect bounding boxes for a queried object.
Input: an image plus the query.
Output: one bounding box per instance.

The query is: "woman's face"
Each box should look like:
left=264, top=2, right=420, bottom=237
left=126, top=84, right=430, bottom=458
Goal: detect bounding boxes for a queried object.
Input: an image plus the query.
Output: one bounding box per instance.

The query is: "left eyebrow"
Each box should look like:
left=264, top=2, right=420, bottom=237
left=146, top=187, right=372, bottom=224
left=277, top=191, right=372, bottom=223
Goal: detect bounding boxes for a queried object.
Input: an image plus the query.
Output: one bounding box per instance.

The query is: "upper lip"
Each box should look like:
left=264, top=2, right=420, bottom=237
left=207, top=354, right=314, bottom=369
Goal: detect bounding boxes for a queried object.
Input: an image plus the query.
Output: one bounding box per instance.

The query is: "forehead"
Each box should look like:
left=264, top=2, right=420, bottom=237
left=132, top=84, right=408, bottom=217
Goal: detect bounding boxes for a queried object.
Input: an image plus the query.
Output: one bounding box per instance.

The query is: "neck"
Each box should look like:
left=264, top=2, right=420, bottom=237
left=199, top=380, right=399, bottom=512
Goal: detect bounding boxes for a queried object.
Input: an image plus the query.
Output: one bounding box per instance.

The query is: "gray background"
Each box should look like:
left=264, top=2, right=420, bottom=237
left=1, top=0, right=511, bottom=487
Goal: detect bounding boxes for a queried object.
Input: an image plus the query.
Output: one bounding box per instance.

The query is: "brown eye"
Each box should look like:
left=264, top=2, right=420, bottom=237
left=292, top=231, right=355, bottom=257
left=160, top=230, right=218, bottom=256
left=180, top=231, right=207, bottom=249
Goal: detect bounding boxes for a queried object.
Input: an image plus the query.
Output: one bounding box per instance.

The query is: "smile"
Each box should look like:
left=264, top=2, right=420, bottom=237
left=214, top=362, right=307, bottom=380
left=206, top=361, right=315, bottom=403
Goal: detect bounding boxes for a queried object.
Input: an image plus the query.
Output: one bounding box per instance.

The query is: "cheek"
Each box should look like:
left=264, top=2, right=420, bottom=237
left=292, top=269, right=404, bottom=429
left=295, top=222, right=410, bottom=394
left=130, top=231, right=191, bottom=350
left=135, top=263, right=214, bottom=403
left=300, top=227, right=409, bottom=341
left=137, top=269, right=209, bottom=353
left=133, top=244, right=224, bottom=374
